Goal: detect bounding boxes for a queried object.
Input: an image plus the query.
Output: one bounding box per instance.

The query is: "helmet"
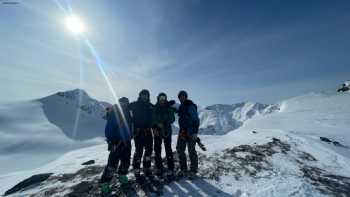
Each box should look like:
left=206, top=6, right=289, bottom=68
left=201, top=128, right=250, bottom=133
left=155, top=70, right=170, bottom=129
left=118, top=97, right=129, bottom=105
left=177, top=90, right=188, bottom=98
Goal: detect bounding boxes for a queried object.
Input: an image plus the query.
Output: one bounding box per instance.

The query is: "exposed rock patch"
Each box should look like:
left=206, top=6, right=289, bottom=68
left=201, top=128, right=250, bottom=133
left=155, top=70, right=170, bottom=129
left=4, top=173, right=53, bottom=196
left=82, top=160, right=95, bottom=166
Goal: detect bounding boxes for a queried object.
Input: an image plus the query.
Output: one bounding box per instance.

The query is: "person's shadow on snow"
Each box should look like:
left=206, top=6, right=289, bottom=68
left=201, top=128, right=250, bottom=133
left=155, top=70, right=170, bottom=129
left=161, top=178, right=233, bottom=196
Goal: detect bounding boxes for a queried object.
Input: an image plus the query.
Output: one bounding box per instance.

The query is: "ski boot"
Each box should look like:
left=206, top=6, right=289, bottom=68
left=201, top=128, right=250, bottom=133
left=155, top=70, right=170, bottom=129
left=143, top=168, right=153, bottom=177
left=100, top=183, right=112, bottom=197
left=175, top=170, right=187, bottom=181
left=165, top=170, right=175, bottom=183
left=119, top=175, right=129, bottom=187
left=118, top=175, right=130, bottom=194
left=188, top=171, right=198, bottom=180
left=155, top=169, right=164, bottom=179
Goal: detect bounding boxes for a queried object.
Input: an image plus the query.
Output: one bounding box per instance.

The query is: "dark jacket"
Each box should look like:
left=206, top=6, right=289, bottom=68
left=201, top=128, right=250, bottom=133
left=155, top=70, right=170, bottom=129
left=153, top=102, right=176, bottom=132
left=178, top=100, right=200, bottom=134
left=129, top=99, right=154, bottom=129
left=120, top=104, right=133, bottom=137
left=105, top=106, right=131, bottom=141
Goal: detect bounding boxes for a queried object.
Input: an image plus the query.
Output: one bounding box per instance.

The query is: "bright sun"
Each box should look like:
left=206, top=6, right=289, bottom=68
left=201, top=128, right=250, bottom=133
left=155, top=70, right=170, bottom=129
left=65, top=15, right=85, bottom=34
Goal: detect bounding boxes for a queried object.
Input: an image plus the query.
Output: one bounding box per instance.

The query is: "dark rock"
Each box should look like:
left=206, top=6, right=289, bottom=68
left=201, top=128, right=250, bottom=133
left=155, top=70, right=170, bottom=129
left=57, top=166, right=103, bottom=182
left=320, top=137, right=332, bottom=143
left=4, top=173, right=53, bottom=196
left=199, top=138, right=290, bottom=180
left=298, top=151, right=317, bottom=161
left=252, top=130, right=257, bottom=134
left=301, top=165, right=350, bottom=196
left=332, top=141, right=348, bottom=148
left=68, top=181, right=93, bottom=196
left=81, top=160, right=95, bottom=166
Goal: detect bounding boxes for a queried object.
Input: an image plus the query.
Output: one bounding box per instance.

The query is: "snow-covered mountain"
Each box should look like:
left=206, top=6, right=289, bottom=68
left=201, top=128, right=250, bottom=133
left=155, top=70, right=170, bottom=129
left=0, top=89, right=108, bottom=175
left=199, top=102, right=279, bottom=135
left=38, top=89, right=110, bottom=140
left=2, top=90, right=350, bottom=196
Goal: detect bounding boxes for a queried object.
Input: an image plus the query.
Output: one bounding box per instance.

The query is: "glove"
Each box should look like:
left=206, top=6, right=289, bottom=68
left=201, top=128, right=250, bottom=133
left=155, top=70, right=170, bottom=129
left=190, top=133, right=198, bottom=141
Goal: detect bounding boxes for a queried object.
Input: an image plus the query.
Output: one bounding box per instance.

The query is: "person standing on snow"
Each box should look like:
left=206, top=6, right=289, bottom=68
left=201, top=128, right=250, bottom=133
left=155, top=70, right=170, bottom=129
left=119, top=97, right=133, bottom=136
left=100, top=97, right=132, bottom=186
left=129, top=89, right=154, bottom=178
left=152, top=93, right=176, bottom=179
left=176, top=90, right=200, bottom=178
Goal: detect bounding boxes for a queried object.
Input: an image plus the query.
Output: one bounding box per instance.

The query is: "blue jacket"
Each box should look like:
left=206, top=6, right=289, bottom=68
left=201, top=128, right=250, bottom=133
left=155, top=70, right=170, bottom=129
left=105, top=106, right=131, bottom=141
left=178, top=100, right=200, bottom=134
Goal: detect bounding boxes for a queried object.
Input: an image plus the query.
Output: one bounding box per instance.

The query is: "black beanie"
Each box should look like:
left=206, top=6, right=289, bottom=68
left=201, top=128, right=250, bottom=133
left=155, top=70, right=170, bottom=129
left=178, top=90, right=188, bottom=98
left=139, top=89, right=150, bottom=98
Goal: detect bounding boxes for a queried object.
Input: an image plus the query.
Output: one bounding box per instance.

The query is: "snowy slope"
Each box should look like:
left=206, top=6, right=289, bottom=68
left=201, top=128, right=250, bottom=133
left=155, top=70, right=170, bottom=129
left=2, top=91, right=350, bottom=196
left=241, top=91, right=350, bottom=158
left=199, top=102, right=279, bottom=135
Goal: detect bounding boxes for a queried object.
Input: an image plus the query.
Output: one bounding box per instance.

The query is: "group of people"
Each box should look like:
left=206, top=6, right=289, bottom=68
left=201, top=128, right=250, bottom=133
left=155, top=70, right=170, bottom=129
left=100, top=89, right=200, bottom=186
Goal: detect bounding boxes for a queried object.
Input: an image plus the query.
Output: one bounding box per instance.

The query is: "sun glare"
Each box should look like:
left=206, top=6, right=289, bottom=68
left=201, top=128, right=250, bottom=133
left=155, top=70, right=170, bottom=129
left=65, top=15, right=85, bottom=34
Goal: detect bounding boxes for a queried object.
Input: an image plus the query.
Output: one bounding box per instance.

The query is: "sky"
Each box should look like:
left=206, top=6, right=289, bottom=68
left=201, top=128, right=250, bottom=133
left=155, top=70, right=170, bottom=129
left=0, top=0, right=350, bottom=105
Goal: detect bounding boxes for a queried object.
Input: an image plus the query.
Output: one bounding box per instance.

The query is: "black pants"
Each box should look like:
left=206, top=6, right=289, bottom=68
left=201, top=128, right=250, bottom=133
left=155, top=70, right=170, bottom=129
left=176, top=133, right=198, bottom=173
left=132, top=128, right=153, bottom=171
left=154, top=131, right=174, bottom=172
left=101, top=141, right=131, bottom=183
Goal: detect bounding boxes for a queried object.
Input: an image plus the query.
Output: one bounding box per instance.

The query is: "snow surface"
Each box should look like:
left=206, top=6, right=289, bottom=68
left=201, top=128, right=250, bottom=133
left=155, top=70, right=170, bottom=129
left=241, top=92, right=350, bottom=158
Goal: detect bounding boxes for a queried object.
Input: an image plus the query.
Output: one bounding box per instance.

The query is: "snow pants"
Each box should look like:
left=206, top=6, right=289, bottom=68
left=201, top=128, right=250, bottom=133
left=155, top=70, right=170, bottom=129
left=176, top=131, right=198, bottom=173
left=154, top=130, right=174, bottom=172
left=132, top=128, right=153, bottom=172
left=101, top=140, right=131, bottom=183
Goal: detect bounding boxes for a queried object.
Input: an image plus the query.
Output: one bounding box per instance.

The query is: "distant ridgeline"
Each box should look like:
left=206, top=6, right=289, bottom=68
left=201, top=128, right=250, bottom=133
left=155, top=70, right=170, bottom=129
left=56, top=89, right=110, bottom=117
left=39, top=89, right=280, bottom=138
left=198, top=102, right=280, bottom=135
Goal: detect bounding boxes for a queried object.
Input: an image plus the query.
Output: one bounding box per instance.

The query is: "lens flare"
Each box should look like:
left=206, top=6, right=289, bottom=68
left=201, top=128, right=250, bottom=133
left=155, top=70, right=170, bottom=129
left=54, top=0, right=131, bottom=143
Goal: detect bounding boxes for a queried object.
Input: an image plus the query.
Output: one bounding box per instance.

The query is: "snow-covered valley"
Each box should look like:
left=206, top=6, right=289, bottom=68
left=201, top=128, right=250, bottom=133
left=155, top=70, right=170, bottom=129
left=0, top=90, right=350, bottom=196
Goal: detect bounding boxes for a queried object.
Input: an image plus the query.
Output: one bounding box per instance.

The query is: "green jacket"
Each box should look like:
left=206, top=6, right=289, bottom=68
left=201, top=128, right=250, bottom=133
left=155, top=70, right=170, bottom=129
left=153, top=103, right=175, bottom=132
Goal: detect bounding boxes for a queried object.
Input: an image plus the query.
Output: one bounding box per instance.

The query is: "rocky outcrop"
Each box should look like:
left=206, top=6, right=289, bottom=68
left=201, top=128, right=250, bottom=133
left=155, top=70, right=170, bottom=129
left=6, top=138, right=350, bottom=196
left=4, top=173, right=53, bottom=196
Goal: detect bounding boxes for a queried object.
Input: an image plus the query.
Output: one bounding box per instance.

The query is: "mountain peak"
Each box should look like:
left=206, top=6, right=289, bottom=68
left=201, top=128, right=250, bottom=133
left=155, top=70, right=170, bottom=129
left=56, top=89, right=90, bottom=99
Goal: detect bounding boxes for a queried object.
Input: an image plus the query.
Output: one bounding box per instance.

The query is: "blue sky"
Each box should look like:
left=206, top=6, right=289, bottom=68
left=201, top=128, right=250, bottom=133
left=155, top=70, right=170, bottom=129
left=1, top=0, right=349, bottom=105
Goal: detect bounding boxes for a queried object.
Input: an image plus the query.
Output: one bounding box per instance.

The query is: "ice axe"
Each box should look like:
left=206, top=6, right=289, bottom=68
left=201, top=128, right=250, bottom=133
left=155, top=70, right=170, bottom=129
left=196, top=137, right=207, bottom=151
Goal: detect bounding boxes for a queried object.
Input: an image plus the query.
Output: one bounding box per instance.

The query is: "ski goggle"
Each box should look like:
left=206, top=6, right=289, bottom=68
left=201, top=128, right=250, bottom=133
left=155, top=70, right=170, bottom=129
left=158, top=95, right=167, bottom=101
